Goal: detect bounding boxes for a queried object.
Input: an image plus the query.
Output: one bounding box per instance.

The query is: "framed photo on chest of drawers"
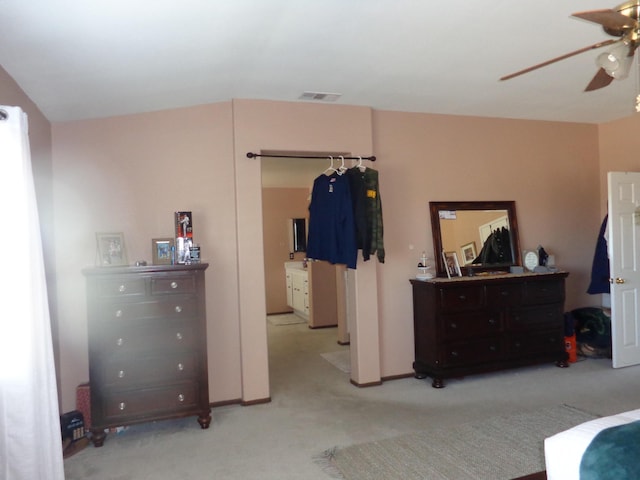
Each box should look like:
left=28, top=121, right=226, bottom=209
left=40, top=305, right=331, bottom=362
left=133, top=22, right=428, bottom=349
left=82, top=263, right=210, bottom=447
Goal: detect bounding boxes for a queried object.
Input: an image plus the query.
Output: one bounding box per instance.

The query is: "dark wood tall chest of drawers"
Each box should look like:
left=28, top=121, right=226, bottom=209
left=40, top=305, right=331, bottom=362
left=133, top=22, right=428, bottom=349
left=410, top=272, right=569, bottom=388
left=83, top=264, right=211, bottom=446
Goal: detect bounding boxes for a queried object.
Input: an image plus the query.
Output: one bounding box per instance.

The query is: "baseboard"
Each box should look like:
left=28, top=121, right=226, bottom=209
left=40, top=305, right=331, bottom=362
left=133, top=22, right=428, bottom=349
left=350, top=379, right=383, bottom=388
left=241, top=396, right=272, bottom=406
left=381, top=372, right=414, bottom=382
left=210, top=398, right=242, bottom=408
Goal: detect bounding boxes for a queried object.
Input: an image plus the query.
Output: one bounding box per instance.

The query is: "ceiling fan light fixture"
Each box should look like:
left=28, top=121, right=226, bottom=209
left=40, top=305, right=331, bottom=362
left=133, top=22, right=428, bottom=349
left=596, top=41, right=634, bottom=79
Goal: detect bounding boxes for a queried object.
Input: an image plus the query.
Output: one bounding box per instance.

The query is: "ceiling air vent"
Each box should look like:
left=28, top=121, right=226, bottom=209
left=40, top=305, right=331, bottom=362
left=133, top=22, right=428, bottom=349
left=299, top=91, right=342, bottom=102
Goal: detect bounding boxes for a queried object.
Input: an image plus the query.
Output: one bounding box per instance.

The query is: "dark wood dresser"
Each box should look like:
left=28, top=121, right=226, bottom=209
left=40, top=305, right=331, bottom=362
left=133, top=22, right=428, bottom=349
left=83, top=263, right=211, bottom=446
left=410, top=272, right=569, bottom=388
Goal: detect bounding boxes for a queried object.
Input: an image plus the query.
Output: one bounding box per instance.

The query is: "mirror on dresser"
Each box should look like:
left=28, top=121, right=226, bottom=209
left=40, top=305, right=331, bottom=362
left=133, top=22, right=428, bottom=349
left=429, top=201, right=522, bottom=277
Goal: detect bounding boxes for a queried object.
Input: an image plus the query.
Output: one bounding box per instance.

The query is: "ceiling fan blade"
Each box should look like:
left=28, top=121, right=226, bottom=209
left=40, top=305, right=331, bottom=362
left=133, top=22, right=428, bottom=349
left=572, top=9, right=637, bottom=31
left=584, top=67, right=615, bottom=91
left=500, top=39, right=618, bottom=81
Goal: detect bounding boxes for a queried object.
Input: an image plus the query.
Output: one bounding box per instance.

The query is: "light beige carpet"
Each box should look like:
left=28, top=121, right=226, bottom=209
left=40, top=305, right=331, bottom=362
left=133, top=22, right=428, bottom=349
left=267, top=313, right=307, bottom=326
left=320, top=351, right=350, bottom=374
left=324, top=404, right=597, bottom=480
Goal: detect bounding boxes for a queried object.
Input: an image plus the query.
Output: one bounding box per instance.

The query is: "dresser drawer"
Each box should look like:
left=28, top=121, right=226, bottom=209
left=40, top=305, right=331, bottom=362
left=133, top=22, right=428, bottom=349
left=102, top=382, right=200, bottom=420
left=438, top=286, right=484, bottom=311
left=508, top=330, right=564, bottom=358
left=485, top=283, right=522, bottom=307
left=99, top=298, right=198, bottom=322
left=94, top=277, right=146, bottom=298
left=98, top=319, right=198, bottom=355
left=523, top=279, right=565, bottom=304
left=151, top=275, right=196, bottom=295
left=441, top=311, right=501, bottom=340
left=101, top=352, right=198, bottom=387
left=508, top=304, right=563, bottom=331
left=440, top=338, right=503, bottom=366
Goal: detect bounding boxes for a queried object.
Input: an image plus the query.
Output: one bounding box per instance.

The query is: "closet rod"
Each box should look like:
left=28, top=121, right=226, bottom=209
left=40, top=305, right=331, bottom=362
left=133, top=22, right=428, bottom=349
left=246, top=152, right=376, bottom=162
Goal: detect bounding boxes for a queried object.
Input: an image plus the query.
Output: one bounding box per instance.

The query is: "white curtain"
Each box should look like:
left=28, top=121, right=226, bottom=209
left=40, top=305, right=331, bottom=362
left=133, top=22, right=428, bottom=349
left=0, top=106, right=64, bottom=479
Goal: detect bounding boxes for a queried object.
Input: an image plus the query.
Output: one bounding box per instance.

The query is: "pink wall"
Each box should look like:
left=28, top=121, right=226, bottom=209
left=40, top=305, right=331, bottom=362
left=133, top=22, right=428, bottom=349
left=39, top=95, right=615, bottom=411
left=262, top=187, right=310, bottom=314
left=372, top=110, right=600, bottom=376
left=51, top=103, right=243, bottom=409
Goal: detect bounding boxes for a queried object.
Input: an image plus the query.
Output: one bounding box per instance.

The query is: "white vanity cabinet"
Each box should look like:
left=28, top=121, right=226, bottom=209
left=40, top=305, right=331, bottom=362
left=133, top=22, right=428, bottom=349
left=285, top=263, right=309, bottom=318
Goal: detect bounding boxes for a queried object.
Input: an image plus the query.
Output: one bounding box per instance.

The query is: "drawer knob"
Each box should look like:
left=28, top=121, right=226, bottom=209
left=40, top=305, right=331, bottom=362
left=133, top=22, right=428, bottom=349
left=451, top=350, right=458, bottom=357
left=176, top=332, right=183, bottom=340
left=171, top=281, right=178, bottom=289
left=175, top=305, right=183, bottom=313
left=118, top=284, right=126, bottom=293
left=458, top=295, right=466, bottom=300
left=177, top=363, right=184, bottom=371
left=118, top=370, right=125, bottom=378
left=501, top=290, right=509, bottom=297
left=115, top=309, right=123, bottom=318
left=178, top=394, right=185, bottom=402
left=450, top=322, right=458, bottom=329
left=489, top=345, right=497, bottom=352
left=119, top=402, right=126, bottom=411
left=116, top=338, right=124, bottom=346
left=488, top=318, right=497, bottom=325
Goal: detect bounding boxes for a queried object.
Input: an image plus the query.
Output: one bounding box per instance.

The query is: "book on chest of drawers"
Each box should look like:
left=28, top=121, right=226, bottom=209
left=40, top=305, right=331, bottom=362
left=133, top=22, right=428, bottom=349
left=82, top=263, right=210, bottom=447
left=410, top=271, right=569, bottom=388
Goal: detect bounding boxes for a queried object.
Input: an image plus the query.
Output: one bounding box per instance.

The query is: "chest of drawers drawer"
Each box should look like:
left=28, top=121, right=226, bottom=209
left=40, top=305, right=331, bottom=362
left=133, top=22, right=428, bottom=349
left=100, top=352, right=198, bottom=387
left=96, top=297, right=198, bottom=322
left=102, top=382, right=200, bottom=421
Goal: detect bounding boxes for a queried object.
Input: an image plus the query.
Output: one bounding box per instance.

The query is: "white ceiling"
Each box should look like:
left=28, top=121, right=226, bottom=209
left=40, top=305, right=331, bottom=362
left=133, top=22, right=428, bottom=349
left=2, top=0, right=640, bottom=124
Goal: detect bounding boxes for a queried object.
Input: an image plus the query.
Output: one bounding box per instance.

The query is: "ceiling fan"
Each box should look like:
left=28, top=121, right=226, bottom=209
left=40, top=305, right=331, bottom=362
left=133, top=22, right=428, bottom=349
left=501, top=1, right=640, bottom=91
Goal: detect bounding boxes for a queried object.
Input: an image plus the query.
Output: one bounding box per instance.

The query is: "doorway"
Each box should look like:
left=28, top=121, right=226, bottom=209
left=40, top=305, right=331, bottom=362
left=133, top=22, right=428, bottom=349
left=260, top=154, right=351, bottom=391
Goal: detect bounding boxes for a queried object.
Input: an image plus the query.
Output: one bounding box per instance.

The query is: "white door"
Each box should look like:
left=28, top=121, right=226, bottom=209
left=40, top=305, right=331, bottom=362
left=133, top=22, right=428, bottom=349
left=608, top=172, right=640, bottom=368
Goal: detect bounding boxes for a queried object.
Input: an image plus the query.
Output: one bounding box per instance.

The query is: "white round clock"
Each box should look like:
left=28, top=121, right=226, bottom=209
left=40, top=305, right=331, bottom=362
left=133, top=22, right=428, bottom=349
left=523, top=250, right=539, bottom=272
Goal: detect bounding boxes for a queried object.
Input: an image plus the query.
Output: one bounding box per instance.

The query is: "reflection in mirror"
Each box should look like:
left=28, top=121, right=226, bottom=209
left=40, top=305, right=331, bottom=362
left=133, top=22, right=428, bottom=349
left=429, top=201, right=521, bottom=277
left=289, top=218, right=307, bottom=252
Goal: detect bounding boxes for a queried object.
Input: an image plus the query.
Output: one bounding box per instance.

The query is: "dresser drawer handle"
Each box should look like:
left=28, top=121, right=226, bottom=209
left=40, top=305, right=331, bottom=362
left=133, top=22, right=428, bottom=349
left=450, top=322, right=457, bottom=329
left=115, top=309, right=123, bottom=318
left=458, top=295, right=466, bottom=300
left=171, top=281, right=178, bottom=289
left=118, top=284, right=126, bottom=293
left=118, top=370, right=125, bottom=378
left=450, top=350, right=458, bottom=357
left=116, top=338, right=124, bottom=346
left=500, top=290, right=509, bottom=297
left=176, top=332, right=183, bottom=341
left=177, top=363, right=184, bottom=371
left=119, top=402, right=126, bottom=411
left=488, top=318, right=497, bottom=325
left=175, top=305, right=183, bottom=313
left=489, top=345, right=497, bottom=352
left=178, top=394, right=185, bottom=402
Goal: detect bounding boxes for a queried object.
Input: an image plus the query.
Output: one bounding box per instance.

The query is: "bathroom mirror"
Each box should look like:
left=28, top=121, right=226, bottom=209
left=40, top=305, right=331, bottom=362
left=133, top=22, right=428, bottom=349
left=289, top=218, right=307, bottom=253
left=429, top=201, right=521, bottom=277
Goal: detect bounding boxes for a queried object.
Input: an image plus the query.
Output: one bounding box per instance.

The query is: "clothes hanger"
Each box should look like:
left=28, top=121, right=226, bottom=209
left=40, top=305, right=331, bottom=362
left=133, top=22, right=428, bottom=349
left=337, top=155, right=348, bottom=175
left=357, top=156, right=366, bottom=172
left=322, top=156, right=338, bottom=175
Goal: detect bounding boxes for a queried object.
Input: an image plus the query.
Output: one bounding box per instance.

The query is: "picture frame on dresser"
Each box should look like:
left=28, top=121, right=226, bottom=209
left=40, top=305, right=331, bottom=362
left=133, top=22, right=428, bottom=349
left=95, top=232, right=128, bottom=266
left=442, top=251, right=461, bottom=278
left=152, top=237, right=174, bottom=265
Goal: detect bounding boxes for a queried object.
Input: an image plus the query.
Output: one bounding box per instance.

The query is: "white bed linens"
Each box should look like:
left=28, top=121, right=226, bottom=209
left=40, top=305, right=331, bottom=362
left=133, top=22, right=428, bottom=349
left=544, top=408, right=640, bottom=480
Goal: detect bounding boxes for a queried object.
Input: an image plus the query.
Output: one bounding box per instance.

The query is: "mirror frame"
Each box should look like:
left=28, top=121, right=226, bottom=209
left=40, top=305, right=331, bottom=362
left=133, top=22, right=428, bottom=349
left=429, top=201, right=522, bottom=277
